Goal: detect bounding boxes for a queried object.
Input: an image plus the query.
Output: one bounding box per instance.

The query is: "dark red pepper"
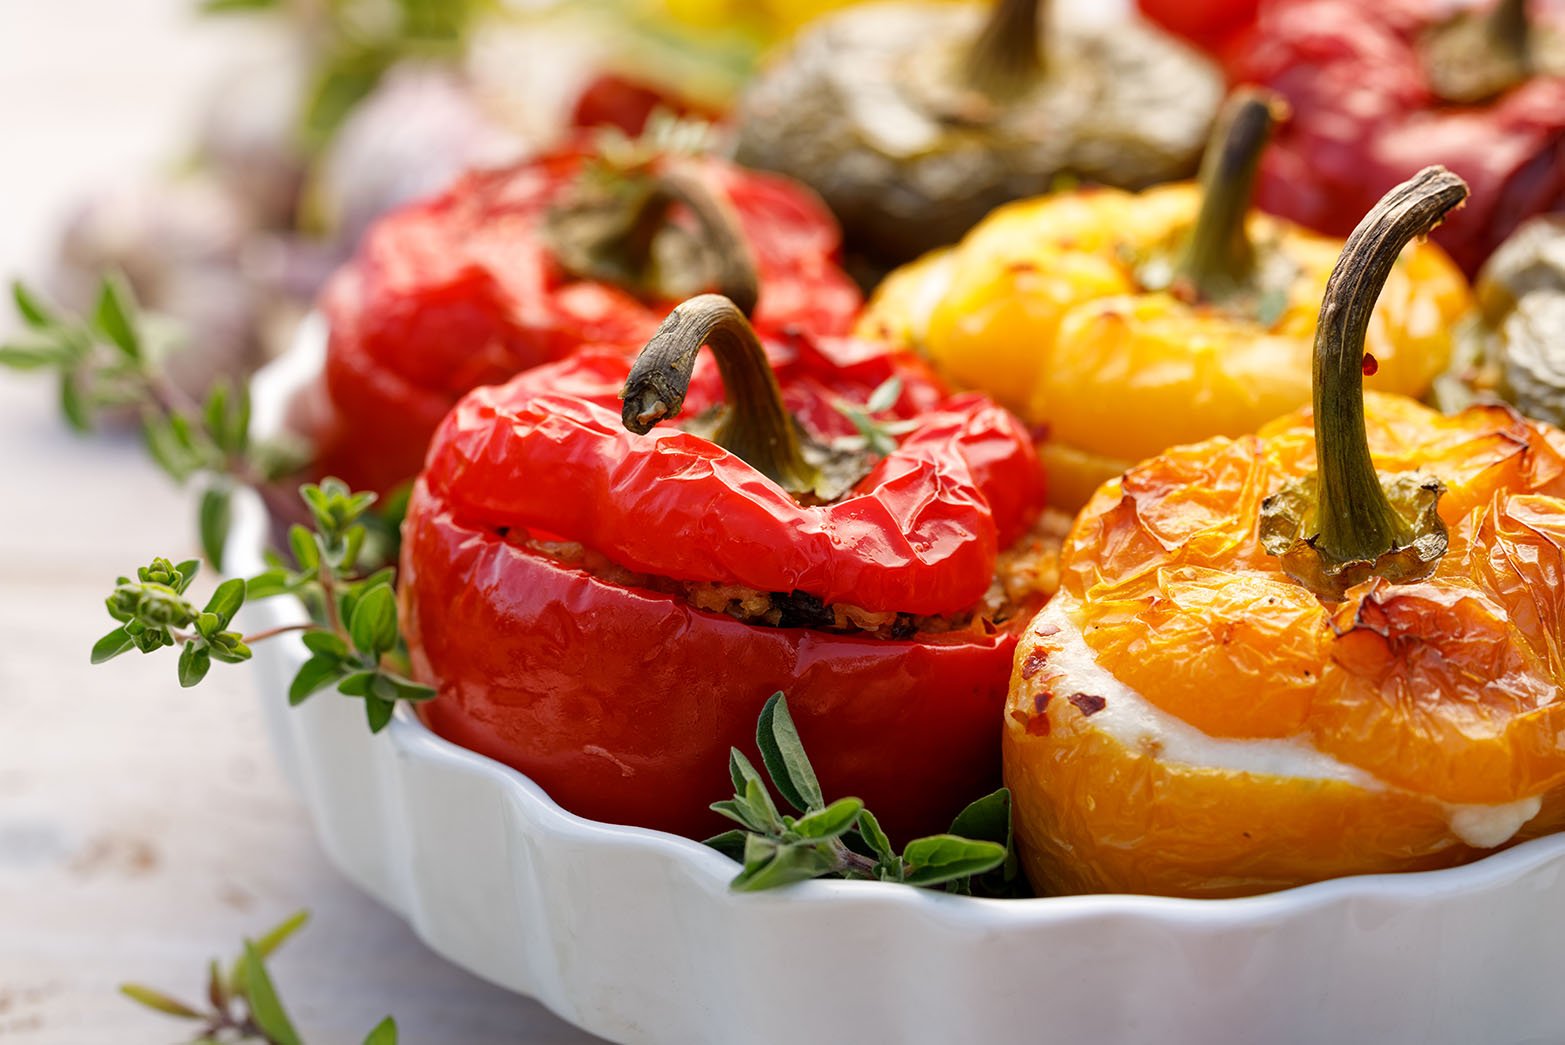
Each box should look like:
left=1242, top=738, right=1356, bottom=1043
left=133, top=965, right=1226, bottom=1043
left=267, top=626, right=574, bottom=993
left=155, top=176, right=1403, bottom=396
left=400, top=296, right=1047, bottom=842
left=306, top=144, right=862, bottom=493
left=1139, top=0, right=1565, bottom=276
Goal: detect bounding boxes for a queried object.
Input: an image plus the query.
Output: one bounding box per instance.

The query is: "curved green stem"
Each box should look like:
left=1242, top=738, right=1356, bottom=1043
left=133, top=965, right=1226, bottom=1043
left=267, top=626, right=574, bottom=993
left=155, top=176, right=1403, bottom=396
left=545, top=167, right=760, bottom=317
left=621, top=294, right=820, bottom=494
left=963, top=0, right=1044, bottom=100
left=1312, top=167, right=1467, bottom=564
left=1173, top=89, right=1282, bottom=303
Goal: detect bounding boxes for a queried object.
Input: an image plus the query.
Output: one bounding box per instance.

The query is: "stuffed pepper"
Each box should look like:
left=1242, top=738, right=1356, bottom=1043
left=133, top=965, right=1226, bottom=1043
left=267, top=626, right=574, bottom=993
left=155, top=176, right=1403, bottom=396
left=302, top=134, right=863, bottom=494
left=1005, top=167, right=1565, bottom=898
left=1142, top=0, right=1565, bottom=276
left=860, top=90, right=1471, bottom=509
left=1437, top=213, right=1565, bottom=425
left=734, top=0, right=1222, bottom=270
left=400, top=295, right=1055, bottom=842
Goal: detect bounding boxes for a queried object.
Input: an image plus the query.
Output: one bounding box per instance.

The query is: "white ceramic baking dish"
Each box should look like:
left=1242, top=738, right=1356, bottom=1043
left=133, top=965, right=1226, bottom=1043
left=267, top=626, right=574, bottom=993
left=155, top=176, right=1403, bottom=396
left=234, top=320, right=1565, bottom=1045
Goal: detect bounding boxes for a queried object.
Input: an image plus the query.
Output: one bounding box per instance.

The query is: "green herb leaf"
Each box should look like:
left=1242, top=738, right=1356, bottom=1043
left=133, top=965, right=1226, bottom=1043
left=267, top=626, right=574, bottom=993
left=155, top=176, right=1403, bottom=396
left=244, top=568, right=293, bottom=600
left=0, top=341, right=71, bottom=370
left=866, top=375, right=902, bottom=414
left=289, top=656, right=347, bottom=706
left=300, top=631, right=349, bottom=659
left=362, top=1016, right=399, bottom=1045
left=177, top=641, right=212, bottom=688
left=11, top=280, right=53, bottom=329
left=173, top=559, right=201, bottom=594
left=348, top=584, right=397, bottom=656
left=90, top=627, right=135, bottom=664
left=203, top=577, right=246, bottom=626
left=854, top=807, right=895, bottom=863
left=703, top=829, right=748, bottom=861
left=59, top=371, right=90, bottom=431
left=365, top=695, right=396, bottom=732
left=790, top=797, right=864, bottom=843
left=198, top=486, right=234, bottom=570
left=93, top=275, right=141, bottom=360
left=947, top=788, right=1011, bottom=846
left=377, top=671, right=436, bottom=703
left=901, top=835, right=1008, bottom=887
left=240, top=941, right=303, bottom=1045
left=119, top=983, right=204, bottom=1019
left=287, top=525, right=319, bottom=573
left=755, top=693, right=822, bottom=812
left=731, top=836, right=837, bottom=892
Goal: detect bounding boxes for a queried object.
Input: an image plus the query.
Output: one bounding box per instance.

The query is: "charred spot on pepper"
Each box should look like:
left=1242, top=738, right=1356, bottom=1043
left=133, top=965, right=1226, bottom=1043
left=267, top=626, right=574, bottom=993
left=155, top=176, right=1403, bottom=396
left=1021, top=648, right=1050, bottom=679
left=1066, top=693, right=1107, bottom=717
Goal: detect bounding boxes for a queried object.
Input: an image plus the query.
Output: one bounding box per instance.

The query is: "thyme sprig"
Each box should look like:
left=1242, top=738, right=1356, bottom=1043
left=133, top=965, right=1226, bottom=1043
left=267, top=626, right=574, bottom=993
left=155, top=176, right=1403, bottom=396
left=0, top=277, right=308, bottom=568
left=94, top=478, right=435, bottom=731
left=706, top=694, right=1024, bottom=894
left=121, top=910, right=399, bottom=1044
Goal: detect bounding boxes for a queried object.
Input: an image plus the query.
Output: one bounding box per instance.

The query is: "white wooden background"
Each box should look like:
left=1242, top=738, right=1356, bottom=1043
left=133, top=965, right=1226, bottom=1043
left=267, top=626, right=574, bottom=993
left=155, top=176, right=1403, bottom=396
left=0, top=2, right=600, bottom=1041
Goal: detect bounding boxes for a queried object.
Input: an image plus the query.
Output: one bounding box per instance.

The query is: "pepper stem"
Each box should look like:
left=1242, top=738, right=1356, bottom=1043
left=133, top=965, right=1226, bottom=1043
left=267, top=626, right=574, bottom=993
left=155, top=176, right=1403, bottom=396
left=1172, top=89, right=1283, bottom=303
left=1260, top=167, right=1468, bottom=600
left=1421, top=0, right=1532, bottom=104
left=962, top=0, right=1044, bottom=100
left=545, top=166, right=760, bottom=318
left=621, top=294, right=820, bottom=495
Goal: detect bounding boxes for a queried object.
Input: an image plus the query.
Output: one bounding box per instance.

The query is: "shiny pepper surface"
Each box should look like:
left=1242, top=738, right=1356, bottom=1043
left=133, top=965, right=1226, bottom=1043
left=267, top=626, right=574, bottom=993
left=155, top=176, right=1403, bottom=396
left=310, top=144, right=861, bottom=494
left=860, top=94, right=1471, bottom=510
left=1143, top=0, right=1565, bottom=276
left=402, top=298, right=1047, bottom=842
left=1005, top=168, right=1565, bottom=898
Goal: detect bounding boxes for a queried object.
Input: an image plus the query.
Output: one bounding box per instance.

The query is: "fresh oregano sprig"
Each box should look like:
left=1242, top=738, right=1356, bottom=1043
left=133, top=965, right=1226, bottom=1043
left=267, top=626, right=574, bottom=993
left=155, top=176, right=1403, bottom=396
left=94, top=478, right=435, bottom=732
left=121, top=909, right=399, bottom=1045
left=705, top=693, right=1023, bottom=894
left=0, top=277, right=307, bottom=568
left=830, top=375, right=920, bottom=458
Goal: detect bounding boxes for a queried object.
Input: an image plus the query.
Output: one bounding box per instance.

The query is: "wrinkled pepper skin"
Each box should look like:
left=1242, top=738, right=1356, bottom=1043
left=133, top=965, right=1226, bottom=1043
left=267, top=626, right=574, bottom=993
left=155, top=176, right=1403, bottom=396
left=309, top=147, right=861, bottom=494
left=734, top=0, right=1221, bottom=269
left=1439, top=214, right=1565, bottom=424
left=1143, top=0, right=1565, bottom=276
left=401, top=327, right=1046, bottom=843
left=859, top=183, right=1470, bottom=509
left=1005, top=393, right=1565, bottom=898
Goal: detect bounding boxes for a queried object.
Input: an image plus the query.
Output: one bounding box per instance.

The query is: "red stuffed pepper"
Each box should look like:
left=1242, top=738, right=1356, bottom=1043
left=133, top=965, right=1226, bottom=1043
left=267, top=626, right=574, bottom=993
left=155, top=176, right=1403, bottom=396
left=1139, top=0, right=1565, bottom=276
left=305, top=140, right=862, bottom=493
left=400, top=295, right=1053, bottom=842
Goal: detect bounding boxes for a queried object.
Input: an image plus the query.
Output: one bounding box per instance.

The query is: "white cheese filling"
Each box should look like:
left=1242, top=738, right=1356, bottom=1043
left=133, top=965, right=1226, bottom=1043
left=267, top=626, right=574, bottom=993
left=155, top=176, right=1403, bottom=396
left=1035, top=594, right=1543, bottom=849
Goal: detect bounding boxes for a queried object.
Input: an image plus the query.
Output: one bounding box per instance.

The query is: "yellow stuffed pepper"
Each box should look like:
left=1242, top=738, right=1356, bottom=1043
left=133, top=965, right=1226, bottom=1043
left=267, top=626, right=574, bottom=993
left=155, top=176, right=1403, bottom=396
left=859, top=90, right=1472, bottom=509
left=1004, top=168, right=1565, bottom=898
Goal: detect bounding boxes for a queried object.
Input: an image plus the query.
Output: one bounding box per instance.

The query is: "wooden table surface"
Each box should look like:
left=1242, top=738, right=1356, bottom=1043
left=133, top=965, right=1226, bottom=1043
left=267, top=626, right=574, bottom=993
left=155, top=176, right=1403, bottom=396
left=0, top=3, right=600, bottom=1042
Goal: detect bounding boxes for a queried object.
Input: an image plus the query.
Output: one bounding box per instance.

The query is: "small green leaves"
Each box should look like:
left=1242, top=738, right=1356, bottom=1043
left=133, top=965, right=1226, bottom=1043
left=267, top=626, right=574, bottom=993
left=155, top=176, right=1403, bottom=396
left=362, top=1017, right=399, bottom=1045
left=348, top=585, right=397, bottom=657
left=93, top=274, right=142, bottom=360
left=755, top=692, right=822, bottom=812
left=242, top=940, right=303, bottom=1045
left=901, top=835, right=1008, bottom=887
left=91, top=627, right=137, bottom=664
left=829, top=377, right=919, bottom=458
left=12, top=279, right=53, bottom=329
left=120, top=983, right=205, bottom=1019
left=178, top=641, right=213, bottom=687
left=707, top=694, right=1022, bottom=894
left=122, top=909, right=396, bottom=1044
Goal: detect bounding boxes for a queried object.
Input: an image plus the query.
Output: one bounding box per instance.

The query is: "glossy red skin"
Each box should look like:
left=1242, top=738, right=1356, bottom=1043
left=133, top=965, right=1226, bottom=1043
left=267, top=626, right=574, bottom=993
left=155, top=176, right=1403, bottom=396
left=310, top=146, right=862, bottom=493
left=401, top=340, right=1044, bottom=841
left=402, top=503, right=1018, bottom=843
left=1143, top=0, right=1565, bottom=276
left=423, top=371, right=1039, bottom=615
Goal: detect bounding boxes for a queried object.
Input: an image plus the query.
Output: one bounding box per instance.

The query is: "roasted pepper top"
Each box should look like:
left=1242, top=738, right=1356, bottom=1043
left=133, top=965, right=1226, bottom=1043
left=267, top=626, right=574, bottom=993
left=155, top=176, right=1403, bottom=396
left=859, top=93, right=1471, bottom=509
left=733, top=0, right=1222, bottom=268
left=310, top=141, right=862, bottom=492
left=1053, top=169, right=1565, bottom=807
left=420, top=296, right=1042, bottom=617
left=1439, top=214, right=1565, bottom=426
left=1174, top=0, right=1565, bottom=275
